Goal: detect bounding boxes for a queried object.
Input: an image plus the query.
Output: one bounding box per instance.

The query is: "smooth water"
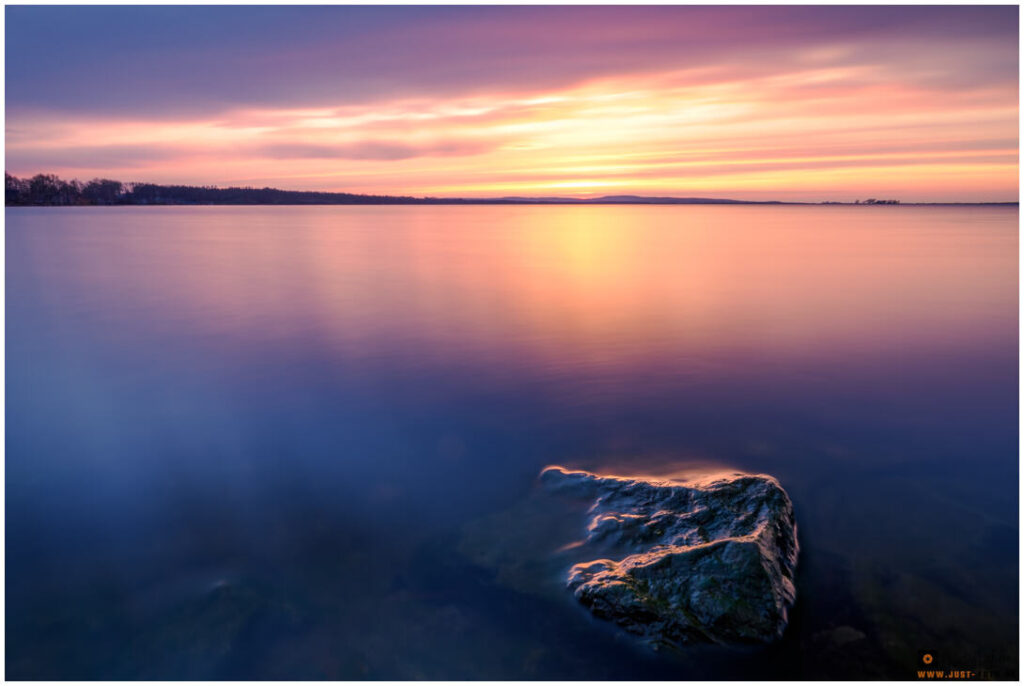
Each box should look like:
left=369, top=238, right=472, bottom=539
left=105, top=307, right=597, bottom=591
left=6, top=205, right=1018, bottom=679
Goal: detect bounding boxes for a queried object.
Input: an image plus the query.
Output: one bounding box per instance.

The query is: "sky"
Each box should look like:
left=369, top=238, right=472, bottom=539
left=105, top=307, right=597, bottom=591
left=5, top=6, right=1019, bottom=201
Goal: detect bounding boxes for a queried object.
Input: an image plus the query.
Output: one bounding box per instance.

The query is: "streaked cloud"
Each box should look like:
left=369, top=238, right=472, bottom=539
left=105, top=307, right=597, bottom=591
left=5, top=6, right=1017, bottom=201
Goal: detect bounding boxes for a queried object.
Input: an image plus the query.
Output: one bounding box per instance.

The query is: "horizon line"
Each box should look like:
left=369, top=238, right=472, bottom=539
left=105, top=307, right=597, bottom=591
left=4, top=172, right=1017, bottom=207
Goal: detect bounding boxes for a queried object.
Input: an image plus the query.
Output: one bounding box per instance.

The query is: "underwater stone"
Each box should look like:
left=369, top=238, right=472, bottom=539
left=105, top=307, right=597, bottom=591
left=541, top=465, right=798, bottom=647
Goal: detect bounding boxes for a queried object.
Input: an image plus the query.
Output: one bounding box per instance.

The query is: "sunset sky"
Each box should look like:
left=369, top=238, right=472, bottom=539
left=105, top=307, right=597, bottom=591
left=5, top=6, right=1019, bottom=201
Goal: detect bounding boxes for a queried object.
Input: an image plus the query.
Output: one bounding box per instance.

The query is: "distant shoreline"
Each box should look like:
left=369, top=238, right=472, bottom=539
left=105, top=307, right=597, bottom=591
left=4, top=173, right=1017, bottom=207
left=6, top=201, right=1018, bottom=207
left=6, top=198, right=1017, bottom=207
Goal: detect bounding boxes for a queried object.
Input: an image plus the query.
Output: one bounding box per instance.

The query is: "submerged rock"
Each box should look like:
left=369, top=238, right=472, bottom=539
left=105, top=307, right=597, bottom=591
left=541, top=465, right=798, bottom=647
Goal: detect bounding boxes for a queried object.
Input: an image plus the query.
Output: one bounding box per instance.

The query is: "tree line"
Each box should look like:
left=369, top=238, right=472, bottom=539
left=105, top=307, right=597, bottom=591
left=5, top=173, right=453, bottom=206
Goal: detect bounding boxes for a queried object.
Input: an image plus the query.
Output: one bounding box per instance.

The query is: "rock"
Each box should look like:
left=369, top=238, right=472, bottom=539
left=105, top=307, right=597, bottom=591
left=541, top=465, right=798, bottom=647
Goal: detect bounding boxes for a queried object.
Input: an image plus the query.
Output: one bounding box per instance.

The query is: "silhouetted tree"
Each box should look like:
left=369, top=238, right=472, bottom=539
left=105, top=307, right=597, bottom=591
left=27, top=174, right=63, bottom=204
left=6, top=173, right=28, bottom=205
left=81, top=178, right=123, bottom=205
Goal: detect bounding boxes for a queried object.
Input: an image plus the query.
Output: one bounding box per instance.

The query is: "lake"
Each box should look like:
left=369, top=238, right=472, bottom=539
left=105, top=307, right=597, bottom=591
left=6, top=205, right=1018, bottom=679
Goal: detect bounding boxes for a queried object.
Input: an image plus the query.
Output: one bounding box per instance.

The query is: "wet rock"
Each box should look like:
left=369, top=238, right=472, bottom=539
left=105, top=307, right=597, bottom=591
left=541, top=465, right=798, bottom=647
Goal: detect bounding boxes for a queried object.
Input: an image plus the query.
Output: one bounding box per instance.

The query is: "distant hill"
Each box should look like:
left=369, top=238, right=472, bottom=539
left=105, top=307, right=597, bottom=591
left=496, top=195, right=784, bottom=204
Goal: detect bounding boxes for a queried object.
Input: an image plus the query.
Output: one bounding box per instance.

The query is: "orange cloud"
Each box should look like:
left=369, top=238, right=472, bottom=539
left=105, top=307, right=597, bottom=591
left=6, top=57, right=1018, bottom=201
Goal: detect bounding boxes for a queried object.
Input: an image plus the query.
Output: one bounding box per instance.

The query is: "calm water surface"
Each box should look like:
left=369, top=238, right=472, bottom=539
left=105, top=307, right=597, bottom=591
left=6, top=205, right=1018, bottom=679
